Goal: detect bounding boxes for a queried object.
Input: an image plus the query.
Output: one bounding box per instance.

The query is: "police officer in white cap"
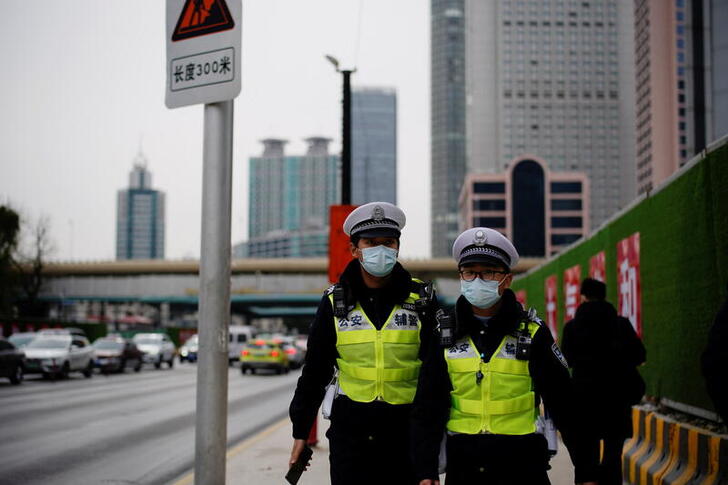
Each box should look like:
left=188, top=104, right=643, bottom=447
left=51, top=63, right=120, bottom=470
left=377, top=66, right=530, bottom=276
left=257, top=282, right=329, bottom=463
left=411, top=227, right=598, bottom=485
left=289, top=202, right=438, bottom=485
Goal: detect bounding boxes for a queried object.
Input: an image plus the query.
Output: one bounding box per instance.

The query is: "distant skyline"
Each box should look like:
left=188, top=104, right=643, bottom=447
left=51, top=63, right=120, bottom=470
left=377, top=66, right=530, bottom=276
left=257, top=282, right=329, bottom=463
left=351, top=87, right=398, bottom=205
left=116, top=159, right=166, bottom=260
left=0, top=1, right=430, bottom=261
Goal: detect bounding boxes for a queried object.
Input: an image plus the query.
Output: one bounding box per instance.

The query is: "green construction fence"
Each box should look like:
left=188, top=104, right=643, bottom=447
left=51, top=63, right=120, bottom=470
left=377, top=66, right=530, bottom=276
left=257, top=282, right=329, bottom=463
left=511, top=138, right=728, bottom=414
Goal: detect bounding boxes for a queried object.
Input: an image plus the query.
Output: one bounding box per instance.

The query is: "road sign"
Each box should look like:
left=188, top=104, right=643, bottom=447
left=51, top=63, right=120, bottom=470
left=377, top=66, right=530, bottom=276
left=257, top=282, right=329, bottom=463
left=166, top=0, right=241, bottom=109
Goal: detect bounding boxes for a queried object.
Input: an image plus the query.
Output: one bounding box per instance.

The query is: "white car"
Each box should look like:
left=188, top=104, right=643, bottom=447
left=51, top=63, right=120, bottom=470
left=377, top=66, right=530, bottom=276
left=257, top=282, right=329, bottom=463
left=132, top=333, right=176, bottom=369
left=23, top=334, right=94, bottom=379
left=179, top=334, right=198, bottom=363
left=8, top=332, right=37, bottom=349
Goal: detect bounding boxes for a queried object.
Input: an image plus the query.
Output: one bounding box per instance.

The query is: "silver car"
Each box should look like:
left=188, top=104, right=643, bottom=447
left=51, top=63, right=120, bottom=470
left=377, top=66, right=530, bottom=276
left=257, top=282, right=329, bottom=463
left=132, top=333, right=176, bottom=369
left=23, top=334, right=94, bottom=379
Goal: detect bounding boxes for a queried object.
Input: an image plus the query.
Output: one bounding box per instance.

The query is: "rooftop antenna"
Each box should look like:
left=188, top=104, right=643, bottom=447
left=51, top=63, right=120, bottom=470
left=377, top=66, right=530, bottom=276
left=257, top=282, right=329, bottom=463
left=134, top=134, right=147, bottom=168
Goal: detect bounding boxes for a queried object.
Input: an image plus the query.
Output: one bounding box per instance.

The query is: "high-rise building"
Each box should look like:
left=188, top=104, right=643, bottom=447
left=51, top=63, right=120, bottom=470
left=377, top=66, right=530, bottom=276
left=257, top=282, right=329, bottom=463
left=236, top=137, right=340, bottom=258
left=634, top=0, right=728, bottom=195
left=351, top=87, right=397, bottom=205
left=464, top=0, right=636, bottom=232
left=710, top=1, right=728, bottom=141
left=431, top=0, right=467, bottom=257
left=459, top=156, right=590, bottom=257
left=116, top=153, right=165, bottom=260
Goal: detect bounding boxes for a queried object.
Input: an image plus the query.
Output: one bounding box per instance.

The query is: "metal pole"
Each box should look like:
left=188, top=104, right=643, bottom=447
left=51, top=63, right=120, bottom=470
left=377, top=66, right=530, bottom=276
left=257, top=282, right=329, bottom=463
left=342, top=69, right=352, bottom=205
left=194, top=100, right=234, bottom=485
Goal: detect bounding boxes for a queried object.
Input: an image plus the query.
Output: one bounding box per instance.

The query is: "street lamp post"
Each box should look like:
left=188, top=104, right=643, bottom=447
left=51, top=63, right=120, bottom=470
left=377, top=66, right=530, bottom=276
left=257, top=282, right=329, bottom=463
left=325, top=55, right=356, bottom=205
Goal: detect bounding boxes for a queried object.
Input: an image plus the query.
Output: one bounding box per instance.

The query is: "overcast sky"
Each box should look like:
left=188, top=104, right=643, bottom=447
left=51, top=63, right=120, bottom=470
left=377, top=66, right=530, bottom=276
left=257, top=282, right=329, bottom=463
left=0, top=0, right=430, bottom=261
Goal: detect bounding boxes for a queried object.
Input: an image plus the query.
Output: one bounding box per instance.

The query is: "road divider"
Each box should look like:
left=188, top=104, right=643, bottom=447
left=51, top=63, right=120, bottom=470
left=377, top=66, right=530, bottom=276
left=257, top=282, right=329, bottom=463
left=622, top=406, right=728, bottom=484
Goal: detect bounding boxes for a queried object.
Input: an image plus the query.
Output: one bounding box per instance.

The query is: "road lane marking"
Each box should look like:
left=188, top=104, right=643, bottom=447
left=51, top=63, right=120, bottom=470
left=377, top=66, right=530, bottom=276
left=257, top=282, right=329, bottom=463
left=171, top=416, right=289, bottom=485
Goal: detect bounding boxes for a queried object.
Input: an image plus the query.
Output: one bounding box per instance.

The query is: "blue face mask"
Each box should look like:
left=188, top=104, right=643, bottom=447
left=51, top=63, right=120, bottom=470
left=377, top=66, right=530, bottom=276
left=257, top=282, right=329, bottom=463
left=460, top=278, right=502, bottom=309
left=360, top=245, right=398, bottom=277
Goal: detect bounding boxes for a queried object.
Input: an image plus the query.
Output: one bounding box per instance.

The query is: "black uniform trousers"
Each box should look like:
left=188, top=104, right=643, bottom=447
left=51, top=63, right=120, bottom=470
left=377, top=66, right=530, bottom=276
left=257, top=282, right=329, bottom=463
left=326, top=396, right=418, bottom=485
left=445, top=432, right=551, bottom=485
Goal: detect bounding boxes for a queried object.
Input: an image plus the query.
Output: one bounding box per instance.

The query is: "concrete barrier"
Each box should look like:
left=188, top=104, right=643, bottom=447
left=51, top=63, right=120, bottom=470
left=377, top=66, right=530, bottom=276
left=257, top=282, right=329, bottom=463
left=622, top=407, right=728, bottom=484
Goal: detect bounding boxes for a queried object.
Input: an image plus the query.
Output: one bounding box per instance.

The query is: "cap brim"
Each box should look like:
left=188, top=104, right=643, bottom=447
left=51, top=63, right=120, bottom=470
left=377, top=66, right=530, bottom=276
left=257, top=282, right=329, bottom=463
left=459, top=254, right=509, bottom=269
left=355, top=228, right=401, bottom=239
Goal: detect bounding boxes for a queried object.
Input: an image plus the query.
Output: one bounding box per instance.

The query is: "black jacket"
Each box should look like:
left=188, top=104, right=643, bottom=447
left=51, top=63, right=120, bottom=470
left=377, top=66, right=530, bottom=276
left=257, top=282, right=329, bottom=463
left=562, top=301, right=646, bottom=405
left=289, top=259, right=436, bottom=440
left=702, top=291, right=728, bottom=424
left=411, top=289, right=598, bottom=482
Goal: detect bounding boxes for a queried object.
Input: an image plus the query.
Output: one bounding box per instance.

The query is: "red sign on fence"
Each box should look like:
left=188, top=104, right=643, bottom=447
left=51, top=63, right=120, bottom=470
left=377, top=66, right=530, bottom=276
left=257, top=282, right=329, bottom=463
left=563, top=265, right=581, bottom=323
left=617, top=232, right=642, bottom=336
left=515, top=290, right=527, bottom=308
left=328, top=205, right=357, bottom=284
left=589, top=251, right=606, bottom=282
left=545, top=275, right=559, bottom=340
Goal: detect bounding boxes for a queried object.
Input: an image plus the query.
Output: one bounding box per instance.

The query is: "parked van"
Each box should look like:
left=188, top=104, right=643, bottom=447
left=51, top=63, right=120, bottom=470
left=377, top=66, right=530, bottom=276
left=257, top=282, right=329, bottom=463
left=228, top=326, right=255, bottom=365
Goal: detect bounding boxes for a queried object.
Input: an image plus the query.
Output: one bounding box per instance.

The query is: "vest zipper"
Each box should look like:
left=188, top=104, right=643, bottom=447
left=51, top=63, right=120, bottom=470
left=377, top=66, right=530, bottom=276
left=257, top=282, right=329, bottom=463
left=375, top=330, right=384, bottom=400
left=480, top=361, right=489, bottom=433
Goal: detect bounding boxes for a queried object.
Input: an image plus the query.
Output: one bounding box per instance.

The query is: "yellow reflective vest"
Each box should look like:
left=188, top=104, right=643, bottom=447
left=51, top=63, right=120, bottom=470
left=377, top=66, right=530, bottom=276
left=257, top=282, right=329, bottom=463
left=445, top=321, right=540, bottom=435
left=330, top=283, right=423, bottom=405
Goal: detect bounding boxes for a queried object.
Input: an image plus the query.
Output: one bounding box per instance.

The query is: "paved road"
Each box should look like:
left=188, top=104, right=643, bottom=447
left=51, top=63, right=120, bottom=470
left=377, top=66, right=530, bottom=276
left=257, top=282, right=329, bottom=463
left=0, top=363, right=299, bottom=485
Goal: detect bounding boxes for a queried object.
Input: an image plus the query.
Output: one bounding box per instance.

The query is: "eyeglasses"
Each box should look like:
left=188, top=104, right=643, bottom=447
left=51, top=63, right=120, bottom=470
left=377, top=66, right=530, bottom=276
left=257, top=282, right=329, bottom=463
left=459, top=269, right=509, bottom=282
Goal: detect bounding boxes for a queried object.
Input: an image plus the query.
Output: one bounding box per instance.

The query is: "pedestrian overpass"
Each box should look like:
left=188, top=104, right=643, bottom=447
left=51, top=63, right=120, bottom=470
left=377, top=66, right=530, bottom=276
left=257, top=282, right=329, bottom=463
left=37, top=257, right=545, bottom=323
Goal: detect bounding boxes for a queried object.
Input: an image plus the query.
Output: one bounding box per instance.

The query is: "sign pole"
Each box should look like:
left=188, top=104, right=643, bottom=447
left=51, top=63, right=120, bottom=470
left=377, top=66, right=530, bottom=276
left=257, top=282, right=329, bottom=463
left=194, top=99, right=234, bottom=485
left=341, top=69, right=352, bottom=205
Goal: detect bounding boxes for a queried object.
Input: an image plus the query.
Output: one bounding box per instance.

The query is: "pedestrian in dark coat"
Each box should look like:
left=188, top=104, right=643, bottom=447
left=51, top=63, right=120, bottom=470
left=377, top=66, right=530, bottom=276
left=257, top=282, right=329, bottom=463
left=561, top=277, right=646, bottom=485
left=701, top=284, right=728, bottom=425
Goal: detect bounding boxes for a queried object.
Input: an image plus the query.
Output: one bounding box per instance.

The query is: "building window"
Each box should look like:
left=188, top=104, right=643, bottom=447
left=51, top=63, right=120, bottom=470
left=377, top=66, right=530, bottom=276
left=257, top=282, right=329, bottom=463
left=512, top=160, right=546, bottom=257
left=473, top=199, right=506, bottom=211
left=551, top=234, right=582, bottom=245
left=551, top=216, right=583, bottom=228
left=473, top=182, right=506, bottom=194
left=551, top=181, right=582, bottom=193
left=551, top=199, right=582, bottom=211
left=475, top=217, right=506, bottom=228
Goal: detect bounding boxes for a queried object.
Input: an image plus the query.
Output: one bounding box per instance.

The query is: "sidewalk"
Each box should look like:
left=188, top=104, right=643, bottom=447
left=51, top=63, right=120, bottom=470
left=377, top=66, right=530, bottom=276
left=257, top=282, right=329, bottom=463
left=175, top=415, right=576, bottom=484
left=225, top=416, right=330, bottom=484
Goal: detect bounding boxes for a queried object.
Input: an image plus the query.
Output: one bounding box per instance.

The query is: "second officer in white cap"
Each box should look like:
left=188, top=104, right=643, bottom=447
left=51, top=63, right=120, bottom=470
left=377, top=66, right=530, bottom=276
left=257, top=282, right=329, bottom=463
left=289, top=202, right=438, bottom=485
left=411, top=227, right=598, bottom=485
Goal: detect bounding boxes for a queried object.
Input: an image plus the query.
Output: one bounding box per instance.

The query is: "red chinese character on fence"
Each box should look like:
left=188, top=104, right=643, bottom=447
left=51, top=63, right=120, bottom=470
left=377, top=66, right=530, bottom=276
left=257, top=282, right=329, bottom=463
left=515, top=290, right=527, bottom=308
left=589, top=251, right=606, bottom=282
left=545, top=275, right=559, bottom=341
left=617, top=233, right=641, bottom=337
left=563, top=265, right=581, bottom=323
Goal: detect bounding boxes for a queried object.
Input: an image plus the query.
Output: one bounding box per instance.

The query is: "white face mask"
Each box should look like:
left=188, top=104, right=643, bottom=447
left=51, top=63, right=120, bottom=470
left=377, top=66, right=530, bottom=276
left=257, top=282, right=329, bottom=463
left=360, top=245, right=398, bottom=277
left=460, top=278, right=503, bottom=309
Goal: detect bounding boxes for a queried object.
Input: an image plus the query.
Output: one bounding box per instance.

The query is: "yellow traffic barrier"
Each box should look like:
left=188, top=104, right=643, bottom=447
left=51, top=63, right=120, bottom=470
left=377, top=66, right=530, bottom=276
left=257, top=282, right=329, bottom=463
left=629, top=412, right=656, bottom=483
left=639, top=416, right=667, bottom=484
left=624, top=407, right=649, bottom=480
left=623, top=408, right=728, bottom=485
left=653, top=421, right=685, bottom=484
